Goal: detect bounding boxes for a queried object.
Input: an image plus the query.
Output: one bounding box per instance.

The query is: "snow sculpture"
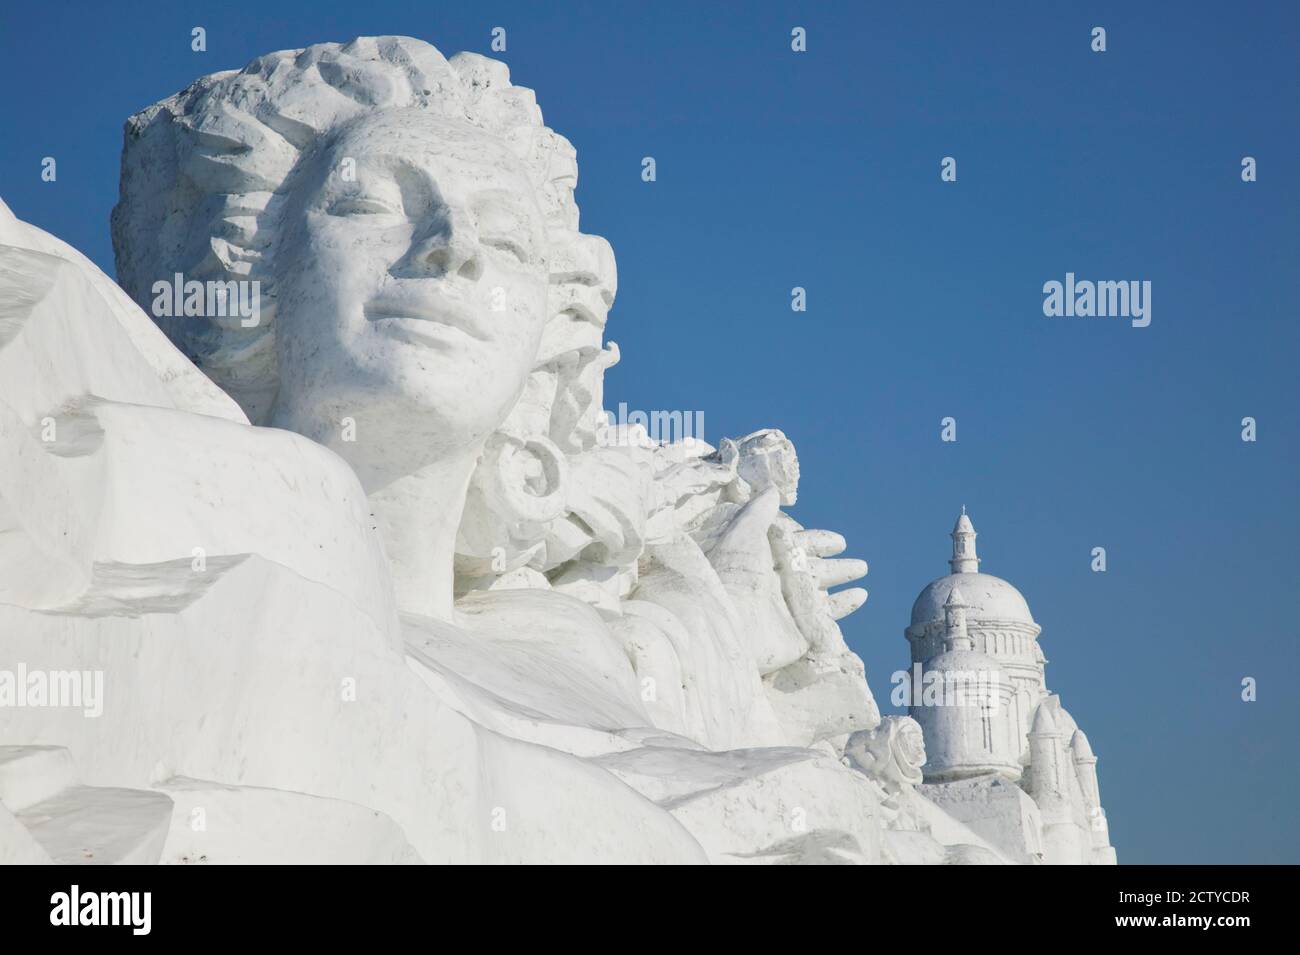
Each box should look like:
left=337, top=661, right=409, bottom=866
left=906, top=512, right=1118, bottom=864
left=111, top=35, right=879, bottom=753
left=845, top=716, right=926, bottom=796
left=0, top=36, right=891, bottom=864
left=0, top=35, right=1115, bottom=865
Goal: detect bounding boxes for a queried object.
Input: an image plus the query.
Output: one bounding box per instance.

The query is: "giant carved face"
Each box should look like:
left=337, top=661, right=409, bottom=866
left=272, top=108, right=549, bottom=490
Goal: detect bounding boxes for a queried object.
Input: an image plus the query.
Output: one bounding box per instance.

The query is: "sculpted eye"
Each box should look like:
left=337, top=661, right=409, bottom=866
left=325, top=196, right=402, bottom=217
left=482, top=236, right=529, bottom=263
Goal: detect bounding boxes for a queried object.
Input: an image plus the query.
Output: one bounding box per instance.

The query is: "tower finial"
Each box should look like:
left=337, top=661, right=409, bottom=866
left=949, top=509, right=980, bottom=574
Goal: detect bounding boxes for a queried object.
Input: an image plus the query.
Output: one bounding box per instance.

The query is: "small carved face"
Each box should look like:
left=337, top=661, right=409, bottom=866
left=895, top=718, right=927, bottom=770
left=273, top=108, right=549, bottom=487
left=736, top=430, right=800, bottom=505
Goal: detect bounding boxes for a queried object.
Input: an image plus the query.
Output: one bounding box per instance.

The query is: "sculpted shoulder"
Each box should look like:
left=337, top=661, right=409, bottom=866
left=0, top=208, right=395, bottom=631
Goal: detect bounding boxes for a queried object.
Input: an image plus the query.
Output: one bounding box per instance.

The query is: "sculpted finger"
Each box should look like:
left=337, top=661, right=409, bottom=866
left=794, top=528, right=846, bottom=558
left=811, top=557, right=868, bottom=589
left=827, top=587, right=868, bottom=620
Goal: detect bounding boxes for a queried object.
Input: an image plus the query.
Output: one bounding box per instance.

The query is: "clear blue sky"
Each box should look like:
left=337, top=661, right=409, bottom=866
left=2, top=1, right=1296, bottom=864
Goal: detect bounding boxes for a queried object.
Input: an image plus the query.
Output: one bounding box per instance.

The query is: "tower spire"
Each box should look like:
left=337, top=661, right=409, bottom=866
left=942, top=586, right=973, bottom=651
left=949, top=509, right=980, bottom=574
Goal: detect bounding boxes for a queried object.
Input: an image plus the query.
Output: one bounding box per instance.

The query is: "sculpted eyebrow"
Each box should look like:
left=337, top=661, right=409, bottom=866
left=473, top=189, right=530, bottom=219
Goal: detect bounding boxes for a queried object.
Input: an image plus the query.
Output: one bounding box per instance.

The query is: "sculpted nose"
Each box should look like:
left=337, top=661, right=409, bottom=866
left=408, top=209, right=482, bottom=281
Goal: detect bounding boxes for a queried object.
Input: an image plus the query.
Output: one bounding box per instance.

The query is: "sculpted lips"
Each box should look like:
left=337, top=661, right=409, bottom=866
left=364, top=287, right=490, bottom=345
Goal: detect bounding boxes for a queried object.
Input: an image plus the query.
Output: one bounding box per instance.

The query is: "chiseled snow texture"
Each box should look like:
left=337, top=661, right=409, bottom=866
left=0, top=202, right=244, bottom=425
left=0, top=745, right=171, bottom=864
left=155, top=777, right=425, bottom=865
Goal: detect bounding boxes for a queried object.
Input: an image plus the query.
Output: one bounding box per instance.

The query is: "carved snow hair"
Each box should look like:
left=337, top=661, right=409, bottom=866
left=111, top=36, right=584, bottom=422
